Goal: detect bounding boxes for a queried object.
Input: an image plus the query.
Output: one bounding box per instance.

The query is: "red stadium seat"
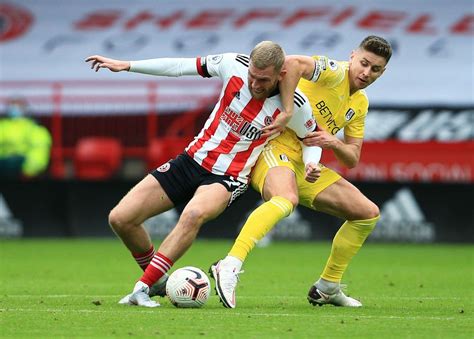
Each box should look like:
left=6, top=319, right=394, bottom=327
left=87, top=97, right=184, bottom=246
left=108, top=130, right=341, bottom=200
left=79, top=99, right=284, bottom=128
left=73, top=137, right=123, bottom=180
left=147, top=137, right=191, bottom=171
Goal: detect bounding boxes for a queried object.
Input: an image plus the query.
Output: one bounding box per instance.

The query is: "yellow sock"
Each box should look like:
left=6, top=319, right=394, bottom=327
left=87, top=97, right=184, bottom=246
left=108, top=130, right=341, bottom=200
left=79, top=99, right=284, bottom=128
left=229, top=196, right=293, bottom=261
left=321, top=215, right=380, bottom=282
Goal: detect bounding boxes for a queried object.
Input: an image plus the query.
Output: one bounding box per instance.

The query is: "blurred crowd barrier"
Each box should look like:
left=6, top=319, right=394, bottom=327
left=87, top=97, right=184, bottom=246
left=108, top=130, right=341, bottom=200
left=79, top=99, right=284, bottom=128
left=0, top=180, right=472, bottom=242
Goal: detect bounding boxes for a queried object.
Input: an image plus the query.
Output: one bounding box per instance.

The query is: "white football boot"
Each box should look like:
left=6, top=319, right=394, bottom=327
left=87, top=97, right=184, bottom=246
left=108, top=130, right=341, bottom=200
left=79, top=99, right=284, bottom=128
left=119, top=281, right=160, bottom=308
left=209, top=260, right=243, bottom=309
left=129, top=281, right=160, bottom=307
left=307, top=285, right=362, bottom=307
left=118, top=274, right=168, bottom=305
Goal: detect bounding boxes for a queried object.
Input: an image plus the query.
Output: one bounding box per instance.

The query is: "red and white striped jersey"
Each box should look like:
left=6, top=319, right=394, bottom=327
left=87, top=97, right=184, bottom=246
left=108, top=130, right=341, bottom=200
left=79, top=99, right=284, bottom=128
left=185, top=53, right=315, bottom=184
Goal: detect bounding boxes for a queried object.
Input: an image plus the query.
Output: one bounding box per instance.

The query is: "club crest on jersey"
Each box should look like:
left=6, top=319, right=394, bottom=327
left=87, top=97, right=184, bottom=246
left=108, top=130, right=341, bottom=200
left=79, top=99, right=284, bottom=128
left=345, top=108, right=355, bottom=121
left=157, top=163, right=170, bottom=172
left=279, top=154, right=289, bottom=162
left=221, top=106, right=262, bottom=140
left=305, top=118, right=315, bottom=129
left=264, top=116, right=274, bottom=126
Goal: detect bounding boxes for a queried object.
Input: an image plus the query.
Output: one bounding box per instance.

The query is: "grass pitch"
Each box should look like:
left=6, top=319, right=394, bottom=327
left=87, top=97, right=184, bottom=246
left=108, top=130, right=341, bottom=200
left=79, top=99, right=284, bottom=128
left=0, top=239, right=472, bottom=338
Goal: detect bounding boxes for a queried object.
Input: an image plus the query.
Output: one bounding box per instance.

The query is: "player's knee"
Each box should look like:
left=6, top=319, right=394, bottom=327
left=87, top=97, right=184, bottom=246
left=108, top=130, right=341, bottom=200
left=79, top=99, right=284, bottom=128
left=108, top=208, right=128, bottom=233
left=279, top=194, right=298, bottom=210
left=362, top=201, right=380, bottom=220
left=178, top=208, right=206, bottom=231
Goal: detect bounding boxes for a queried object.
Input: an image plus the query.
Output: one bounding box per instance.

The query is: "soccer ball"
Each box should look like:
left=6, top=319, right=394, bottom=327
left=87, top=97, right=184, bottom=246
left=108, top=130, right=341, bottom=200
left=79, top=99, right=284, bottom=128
left=166, top=266, right=211, bottom=308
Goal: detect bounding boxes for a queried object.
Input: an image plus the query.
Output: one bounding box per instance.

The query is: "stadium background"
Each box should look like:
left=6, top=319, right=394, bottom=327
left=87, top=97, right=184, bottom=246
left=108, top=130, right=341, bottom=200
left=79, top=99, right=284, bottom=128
left=0, top=0, right=473, bottom=243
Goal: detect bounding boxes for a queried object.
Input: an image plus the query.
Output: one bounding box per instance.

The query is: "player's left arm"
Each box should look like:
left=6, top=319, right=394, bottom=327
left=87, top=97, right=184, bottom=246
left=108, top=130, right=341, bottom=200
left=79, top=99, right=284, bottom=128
left=303, top=130, right=362, bottom=168
left=332, top=134, right=363, bottom=169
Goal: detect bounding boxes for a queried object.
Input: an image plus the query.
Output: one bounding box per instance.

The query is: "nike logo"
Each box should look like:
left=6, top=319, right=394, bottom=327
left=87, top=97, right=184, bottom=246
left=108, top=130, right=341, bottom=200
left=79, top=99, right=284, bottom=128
left=318, top=289, right=330, bottom=301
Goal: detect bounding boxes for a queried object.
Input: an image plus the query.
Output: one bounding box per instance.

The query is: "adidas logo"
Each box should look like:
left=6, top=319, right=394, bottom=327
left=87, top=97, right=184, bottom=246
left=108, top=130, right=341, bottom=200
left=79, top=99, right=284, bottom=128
left=372, top=188, right=435, bottom=242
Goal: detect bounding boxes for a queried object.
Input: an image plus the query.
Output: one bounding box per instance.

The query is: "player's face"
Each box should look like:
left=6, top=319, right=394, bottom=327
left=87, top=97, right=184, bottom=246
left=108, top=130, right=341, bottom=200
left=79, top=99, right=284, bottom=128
left=349, top=49, right=387, bottom=91
left=247, top=63, right=282, bottom=100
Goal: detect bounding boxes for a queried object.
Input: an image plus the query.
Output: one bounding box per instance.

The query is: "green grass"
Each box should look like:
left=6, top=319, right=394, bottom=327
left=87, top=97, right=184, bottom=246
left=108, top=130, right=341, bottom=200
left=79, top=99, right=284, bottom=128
left=0, top=239, right=473, bottom=338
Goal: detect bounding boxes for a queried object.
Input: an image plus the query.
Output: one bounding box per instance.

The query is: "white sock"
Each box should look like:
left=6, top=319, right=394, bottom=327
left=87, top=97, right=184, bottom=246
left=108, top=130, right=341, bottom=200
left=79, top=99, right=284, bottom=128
left=222, top=255, right=243, bottom=271
left=133, top=280, right=150, bottom=293
left=316, top=278, right=340, bottom=294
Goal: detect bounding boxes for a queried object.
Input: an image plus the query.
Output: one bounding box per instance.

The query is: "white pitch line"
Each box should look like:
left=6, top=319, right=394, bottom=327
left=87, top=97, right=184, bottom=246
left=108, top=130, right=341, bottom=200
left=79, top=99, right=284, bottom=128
left=0, top=308, right=459, bottom=321
left=0, top=295, right=464, bottom=300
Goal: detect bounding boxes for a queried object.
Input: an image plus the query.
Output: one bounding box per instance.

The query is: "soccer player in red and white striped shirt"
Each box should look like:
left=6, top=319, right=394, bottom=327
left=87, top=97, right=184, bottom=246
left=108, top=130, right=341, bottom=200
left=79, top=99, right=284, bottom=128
left=86, top=41, right=322, bottom=307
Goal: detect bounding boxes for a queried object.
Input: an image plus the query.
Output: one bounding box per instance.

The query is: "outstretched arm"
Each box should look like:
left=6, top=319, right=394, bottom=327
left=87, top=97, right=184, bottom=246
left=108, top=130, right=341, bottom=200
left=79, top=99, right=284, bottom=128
left=85, top=55, right=199, bottom=77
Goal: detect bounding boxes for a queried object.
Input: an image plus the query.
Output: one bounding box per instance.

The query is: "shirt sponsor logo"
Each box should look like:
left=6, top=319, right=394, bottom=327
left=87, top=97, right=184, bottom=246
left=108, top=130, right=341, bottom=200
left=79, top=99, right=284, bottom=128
left=220, top=106, right=262, bottom=140
left=315, top=100, right=341, bottom=135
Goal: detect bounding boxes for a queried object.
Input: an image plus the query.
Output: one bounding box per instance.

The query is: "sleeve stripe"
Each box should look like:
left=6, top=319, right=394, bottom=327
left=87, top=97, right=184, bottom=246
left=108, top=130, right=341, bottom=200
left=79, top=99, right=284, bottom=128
left=293, top=92, right=305, bottom=107
left=196, top=57, right=204, bottom=77
left=236, top=55, right=249, bottom=67
left=310, top=59, right=321, bottom=82
left=196, top=57, right=212, bottom=78
left=294, top=92, right=306, bottom=103
left=236, top=54, right=250, bottom=62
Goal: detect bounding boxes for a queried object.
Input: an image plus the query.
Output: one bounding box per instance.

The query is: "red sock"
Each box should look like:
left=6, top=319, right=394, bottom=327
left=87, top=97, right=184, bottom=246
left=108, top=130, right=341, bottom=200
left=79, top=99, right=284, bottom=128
left=132, top=246, right=155, bottom=271
left=140, top=252, right=173, bottom=287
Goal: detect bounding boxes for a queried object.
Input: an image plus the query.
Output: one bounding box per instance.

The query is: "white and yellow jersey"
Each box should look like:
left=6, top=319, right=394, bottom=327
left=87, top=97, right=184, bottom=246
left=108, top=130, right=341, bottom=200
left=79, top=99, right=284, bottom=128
left=272, top=56, right=369, bottom=158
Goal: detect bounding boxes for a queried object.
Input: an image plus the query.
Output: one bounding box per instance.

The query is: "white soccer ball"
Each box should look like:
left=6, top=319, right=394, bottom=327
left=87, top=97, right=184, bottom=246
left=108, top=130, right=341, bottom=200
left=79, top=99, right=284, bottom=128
left=166, top=266, right=211, bottom=308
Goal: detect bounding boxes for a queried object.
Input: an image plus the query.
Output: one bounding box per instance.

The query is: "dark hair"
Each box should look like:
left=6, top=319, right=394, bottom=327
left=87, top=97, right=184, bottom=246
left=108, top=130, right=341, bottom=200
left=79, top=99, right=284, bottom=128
left=359, top=36, right=392, bottom=63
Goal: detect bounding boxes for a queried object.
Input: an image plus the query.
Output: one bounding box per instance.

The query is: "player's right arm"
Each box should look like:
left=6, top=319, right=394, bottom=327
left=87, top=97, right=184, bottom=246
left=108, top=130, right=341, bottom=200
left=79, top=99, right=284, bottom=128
left=85, top=54, right=235, bottom=79
left=85, top=55, right=202, bottom=77
left=284, top=55, right=319, bottom=83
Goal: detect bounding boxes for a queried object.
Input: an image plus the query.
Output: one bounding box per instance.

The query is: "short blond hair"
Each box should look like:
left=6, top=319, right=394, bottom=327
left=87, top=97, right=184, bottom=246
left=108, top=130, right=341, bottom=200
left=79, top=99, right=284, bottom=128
left=249, top=41, right=285, bottom=73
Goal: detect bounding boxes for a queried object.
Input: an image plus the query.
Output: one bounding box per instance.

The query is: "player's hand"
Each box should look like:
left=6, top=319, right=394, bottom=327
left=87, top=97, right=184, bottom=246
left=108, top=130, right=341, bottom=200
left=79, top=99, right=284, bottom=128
left=305, top=162, right=321, bottom=183
left=303, top=129, right=339, bottom=149
left=261, top=111, right=292, bottom=138
left=85, top=55, right=131, bottom=72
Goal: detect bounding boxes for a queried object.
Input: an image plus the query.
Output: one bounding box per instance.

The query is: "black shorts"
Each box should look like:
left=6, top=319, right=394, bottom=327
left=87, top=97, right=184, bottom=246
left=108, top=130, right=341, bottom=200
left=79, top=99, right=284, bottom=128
left=151, top=152, right=248, bottom=207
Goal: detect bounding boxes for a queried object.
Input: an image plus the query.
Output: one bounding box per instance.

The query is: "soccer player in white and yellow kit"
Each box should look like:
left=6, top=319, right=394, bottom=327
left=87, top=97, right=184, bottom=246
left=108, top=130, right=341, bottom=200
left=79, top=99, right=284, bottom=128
left=211, top=36, right=392, bottom=308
